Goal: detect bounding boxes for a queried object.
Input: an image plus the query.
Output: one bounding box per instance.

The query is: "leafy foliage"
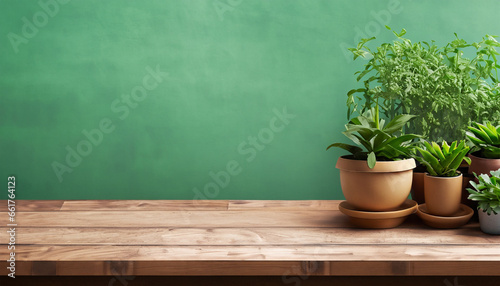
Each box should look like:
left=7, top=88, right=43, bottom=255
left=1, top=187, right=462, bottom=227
left=327, top=108, right=420, bottom=168
left=415, top=140, right=471, bottom=177
left=347, top=26, right=500, bottom=142
left=466, top=121, right=500, bottom=159
left=467, top=169, right=500, bottom=215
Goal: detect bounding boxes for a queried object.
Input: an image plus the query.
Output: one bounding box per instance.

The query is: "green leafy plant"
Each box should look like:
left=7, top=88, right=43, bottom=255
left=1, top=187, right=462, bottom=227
left=466, top=121, right=500, bottom=159
left=348, top=26, right=500, bottom=142
left=467, top=169, right=500, bottom=215
left=327, top=108, right=420, bottom=168
left=415, top=140, right=471, bottom=177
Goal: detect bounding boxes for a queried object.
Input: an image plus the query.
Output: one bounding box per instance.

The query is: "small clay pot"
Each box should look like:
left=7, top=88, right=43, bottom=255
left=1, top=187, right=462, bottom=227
left=424, top=173, right=463, bottom=216
left=461, top=173, right=477, bottom=207
left=410, top=172, right=425, bottom=204
left=336, top=156, right=416, bottom=211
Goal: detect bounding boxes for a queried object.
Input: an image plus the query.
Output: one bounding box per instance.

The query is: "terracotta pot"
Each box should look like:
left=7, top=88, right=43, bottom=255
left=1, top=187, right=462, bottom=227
left=410, top=172, right=425, bottom=204
left=424, top=173, right=462, bottom=216
left=336, top=156, right=416, bottom=211
left=461, top=173, right=477, bottom=208
left=468, top=154, right=500, bottom=176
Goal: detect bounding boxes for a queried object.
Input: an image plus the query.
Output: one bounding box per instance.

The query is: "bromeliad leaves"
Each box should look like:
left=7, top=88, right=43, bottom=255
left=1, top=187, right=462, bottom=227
left=467, top=169, right=500, bottom=215
left=415, top=140, right=471, bottom=177
left=327, top=109, right=419, bottom=168
left=466, top=121, right=500, bottom=159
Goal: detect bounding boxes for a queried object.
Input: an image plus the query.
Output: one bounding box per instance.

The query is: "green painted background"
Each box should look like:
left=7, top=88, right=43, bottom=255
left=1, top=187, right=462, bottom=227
left=1, top=0, right=499, bottom=200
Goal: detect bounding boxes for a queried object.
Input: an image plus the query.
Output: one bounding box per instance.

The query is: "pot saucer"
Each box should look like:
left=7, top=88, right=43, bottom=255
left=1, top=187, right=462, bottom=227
left=416, top=204, right=473, bottom=229
left=339, top=199, right=417, bottom=229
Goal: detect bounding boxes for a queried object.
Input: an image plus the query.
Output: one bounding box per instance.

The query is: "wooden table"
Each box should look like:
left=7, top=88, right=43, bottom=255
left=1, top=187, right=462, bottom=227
left=1, top=200, right=500, bottom=280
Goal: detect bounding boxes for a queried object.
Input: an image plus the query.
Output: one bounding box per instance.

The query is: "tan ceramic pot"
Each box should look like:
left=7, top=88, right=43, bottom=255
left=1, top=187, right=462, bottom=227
left=424, top=173, right=462, bottom=216
left=468, top=154, right=500, bottom=176
left=410, top=172, right=425, bottom=204
left=336, top=156, right=416, bottom=211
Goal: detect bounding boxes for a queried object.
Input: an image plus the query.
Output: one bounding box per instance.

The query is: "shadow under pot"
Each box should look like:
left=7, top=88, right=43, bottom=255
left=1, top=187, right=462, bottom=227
left=336, top=156, right=416, bottom=211
left=424, top=173, right=462, bottom=216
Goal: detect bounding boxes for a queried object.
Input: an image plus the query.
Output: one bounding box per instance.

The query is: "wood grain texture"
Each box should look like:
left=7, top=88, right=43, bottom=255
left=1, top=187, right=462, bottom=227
left=0, top=210, right=346, bottom=227
left=0, top=200, right=63, bottom=212
left=60, top=200, right=229, bottom=211
left=228, top=200, right=340, bottom=210
left=1, top=225, right=498, bottom=246
left=2, top=245, right=500, bottom=261
left=0, top=200, right=498, bottom=276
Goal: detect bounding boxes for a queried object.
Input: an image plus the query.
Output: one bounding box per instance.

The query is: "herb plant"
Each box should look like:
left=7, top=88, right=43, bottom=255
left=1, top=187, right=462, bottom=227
left=467, top=169, right=500, bottom=215
left=415, top=140, right=471, bottom=177
left=327, top=108, right=419, bottom=168
left=347, top=27, right=500, bottom=142
left=466, top=121, right=500, bottom=159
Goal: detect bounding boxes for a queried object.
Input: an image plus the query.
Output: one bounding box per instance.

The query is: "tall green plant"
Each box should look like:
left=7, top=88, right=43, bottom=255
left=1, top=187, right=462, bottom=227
left=347, top=27, right=500, bottom=142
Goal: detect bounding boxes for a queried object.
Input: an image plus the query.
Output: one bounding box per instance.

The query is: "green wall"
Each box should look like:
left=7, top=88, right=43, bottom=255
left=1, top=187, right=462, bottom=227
left=1, top=0, right=499, bottom=200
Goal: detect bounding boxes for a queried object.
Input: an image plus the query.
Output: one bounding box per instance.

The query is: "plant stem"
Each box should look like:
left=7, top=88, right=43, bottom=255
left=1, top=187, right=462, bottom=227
left=375, top=99, right=380, bottom=129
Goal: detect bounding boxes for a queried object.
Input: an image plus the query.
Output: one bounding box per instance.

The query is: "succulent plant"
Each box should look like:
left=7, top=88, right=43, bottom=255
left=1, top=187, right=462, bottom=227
left=468, top=169, right=500, bottom=215
left=415, top=140, right=471, bottom=177
left=466, top=121, right=500, bottom=159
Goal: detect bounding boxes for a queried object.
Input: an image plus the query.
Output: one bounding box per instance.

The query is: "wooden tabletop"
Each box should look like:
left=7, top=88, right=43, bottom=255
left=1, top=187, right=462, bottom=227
left=1, top=200, right=499, bottom=276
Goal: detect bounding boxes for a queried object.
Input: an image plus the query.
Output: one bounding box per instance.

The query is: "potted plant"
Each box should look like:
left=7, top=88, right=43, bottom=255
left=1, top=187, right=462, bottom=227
left=348, top=27, right=500, bottom=143
left=466, top=121, right=500, bottom=176
left=467, top=169, right=500, bottom=234
left=327, top=107, right=420, bottom=211
left=348, top=28, right=500, bottom=205
left=415, top=140, right=471, bottom=216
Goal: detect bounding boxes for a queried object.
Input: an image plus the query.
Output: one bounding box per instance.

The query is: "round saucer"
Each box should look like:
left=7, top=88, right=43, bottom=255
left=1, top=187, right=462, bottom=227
left=339, top=199, right=417, bottom=229
left=417, top=204, right=473, bottom=229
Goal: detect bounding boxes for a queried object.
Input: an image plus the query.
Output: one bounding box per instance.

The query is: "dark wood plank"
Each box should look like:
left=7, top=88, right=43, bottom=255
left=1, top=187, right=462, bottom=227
left=1, top=276, right=500, bottom=286
left=133, top=261, right=330, bottom=276
left=1, top=260, right=500, bottom=276
left=411, top=261, right=500, bottom=276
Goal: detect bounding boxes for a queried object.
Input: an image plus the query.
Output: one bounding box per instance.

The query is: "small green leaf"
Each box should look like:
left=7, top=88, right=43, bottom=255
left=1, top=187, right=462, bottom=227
left=367, top=152, right=376, bottom=169
left=442, top=141, right=450, bottom=154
